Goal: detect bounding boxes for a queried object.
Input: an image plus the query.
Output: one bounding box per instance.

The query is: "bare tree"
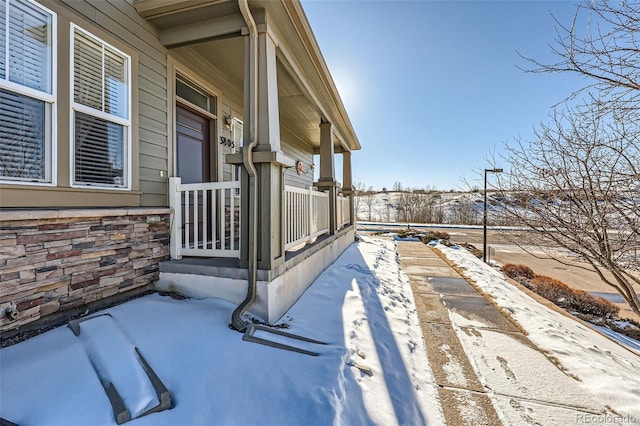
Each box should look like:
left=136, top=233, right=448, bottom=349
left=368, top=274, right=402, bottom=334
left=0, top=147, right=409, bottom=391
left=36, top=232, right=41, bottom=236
left=523, top=1, right=640, bottom=103
left=448, top=198, right=481, bottom=225
left=363, top=186, right=376, bottom=221
left=353, top=182, right=366, bottom=220
left=495, top=102, right=640, bottom=316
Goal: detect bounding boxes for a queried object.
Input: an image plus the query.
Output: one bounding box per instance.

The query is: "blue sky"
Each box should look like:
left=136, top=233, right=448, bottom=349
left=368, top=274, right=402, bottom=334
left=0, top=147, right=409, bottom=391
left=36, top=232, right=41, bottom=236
left=302, top=0, right=587, bottom=191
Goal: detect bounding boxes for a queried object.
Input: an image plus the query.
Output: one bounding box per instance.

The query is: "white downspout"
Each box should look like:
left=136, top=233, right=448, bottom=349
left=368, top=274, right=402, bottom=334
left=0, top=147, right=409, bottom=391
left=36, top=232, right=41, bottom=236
left=231, top=0, right=259, bottom=332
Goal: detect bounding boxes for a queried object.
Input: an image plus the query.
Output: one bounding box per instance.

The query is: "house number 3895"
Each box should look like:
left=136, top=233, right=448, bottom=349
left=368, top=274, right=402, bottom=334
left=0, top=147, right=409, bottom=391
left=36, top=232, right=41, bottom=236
left=220, top=136, right=234, bottom=148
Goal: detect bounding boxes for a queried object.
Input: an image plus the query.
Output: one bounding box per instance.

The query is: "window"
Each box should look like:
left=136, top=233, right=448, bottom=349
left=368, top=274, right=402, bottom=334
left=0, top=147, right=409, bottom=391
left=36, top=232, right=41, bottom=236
left=71, top=25, right=130, bottom=188
left=0, top=0, right=55, bottom=183
left=176, top=77, right=215, bottom=115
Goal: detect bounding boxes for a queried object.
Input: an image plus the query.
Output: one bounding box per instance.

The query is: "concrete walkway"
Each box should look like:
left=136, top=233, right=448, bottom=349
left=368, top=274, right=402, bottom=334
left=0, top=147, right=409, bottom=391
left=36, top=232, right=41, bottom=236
left=397, top=241, right=608, bottom=425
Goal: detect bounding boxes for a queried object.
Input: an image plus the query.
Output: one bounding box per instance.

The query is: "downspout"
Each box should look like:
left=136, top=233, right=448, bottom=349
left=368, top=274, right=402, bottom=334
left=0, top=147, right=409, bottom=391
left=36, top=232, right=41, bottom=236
left=231, top=0, right=259, bottom=332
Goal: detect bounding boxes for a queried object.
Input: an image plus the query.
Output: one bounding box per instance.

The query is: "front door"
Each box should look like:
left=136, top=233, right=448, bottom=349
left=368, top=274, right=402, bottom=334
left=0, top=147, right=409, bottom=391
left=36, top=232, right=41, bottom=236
left=176, top=103, right=212, bottom=248
left=176, top=104, right=210, bottom=183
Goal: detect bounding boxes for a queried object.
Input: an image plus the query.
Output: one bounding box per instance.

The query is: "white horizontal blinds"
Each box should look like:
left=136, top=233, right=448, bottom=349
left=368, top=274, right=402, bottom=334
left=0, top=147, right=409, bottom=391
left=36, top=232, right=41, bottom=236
left=75, top=112, right=124, bottom=185
left=8, top=0, right=51, bottom=93
left=0, top=89, right=45, bottom=179
left=73, top=30, right=102, bottom=111
left=0, top=0, right=53, bottom=183
left=0, top=0, right=5, bottom=80
left=72, top=25, right=130, bottom=188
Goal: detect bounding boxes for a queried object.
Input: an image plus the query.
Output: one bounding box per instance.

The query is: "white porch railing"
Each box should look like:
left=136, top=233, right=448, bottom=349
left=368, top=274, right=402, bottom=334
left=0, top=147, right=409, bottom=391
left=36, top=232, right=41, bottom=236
left=169, top=177, right=240, bottom=259
left=284, top=185, right=329, bottom=250
left=337, top=194, right=350, bottom=229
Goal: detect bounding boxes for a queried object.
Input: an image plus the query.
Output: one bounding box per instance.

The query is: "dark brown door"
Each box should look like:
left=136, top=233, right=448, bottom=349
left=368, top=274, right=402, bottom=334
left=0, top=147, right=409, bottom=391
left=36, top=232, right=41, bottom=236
left=176, top=104, right=212, bottom=248
left=176, top=104, right=210, bottom=183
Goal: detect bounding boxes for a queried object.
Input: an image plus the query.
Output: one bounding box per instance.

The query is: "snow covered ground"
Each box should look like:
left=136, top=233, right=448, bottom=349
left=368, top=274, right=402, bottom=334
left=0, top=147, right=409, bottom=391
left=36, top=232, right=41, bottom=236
left=439, top=243, right=640, bottom=419
left=1, top=236, right=639, bottom=425
left=0, top=237, right=444, bottom=426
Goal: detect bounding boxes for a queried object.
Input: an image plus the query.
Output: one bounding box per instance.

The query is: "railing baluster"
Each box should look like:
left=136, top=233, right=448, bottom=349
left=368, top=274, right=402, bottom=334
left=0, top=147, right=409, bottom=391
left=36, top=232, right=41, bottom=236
left=212, top=187, right=218, bottom=250
left=194, top=189, right=200, bottom=249
left=184, top=190, right=191, bottom=250
left=203, top=190, right=208, bottom=249
left=229, top=190, right=236, bottom=248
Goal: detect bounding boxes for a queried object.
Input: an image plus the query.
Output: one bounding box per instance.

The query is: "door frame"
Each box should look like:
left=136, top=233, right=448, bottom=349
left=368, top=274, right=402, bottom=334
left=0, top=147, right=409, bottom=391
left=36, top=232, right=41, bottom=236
left=167, top=57, right=223, bottom=181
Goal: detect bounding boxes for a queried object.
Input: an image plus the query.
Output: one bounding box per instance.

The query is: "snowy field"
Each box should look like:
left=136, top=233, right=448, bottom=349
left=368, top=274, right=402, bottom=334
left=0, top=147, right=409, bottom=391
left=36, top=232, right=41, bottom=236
left=355, top=191, right=492, bottom=223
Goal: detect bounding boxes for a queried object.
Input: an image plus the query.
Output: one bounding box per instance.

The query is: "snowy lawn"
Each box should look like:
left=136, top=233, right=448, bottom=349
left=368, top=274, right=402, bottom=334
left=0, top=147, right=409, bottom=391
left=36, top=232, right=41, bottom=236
left=439, top=243, right=640, bottom=418
left=0, top=237, right=443, bottom=425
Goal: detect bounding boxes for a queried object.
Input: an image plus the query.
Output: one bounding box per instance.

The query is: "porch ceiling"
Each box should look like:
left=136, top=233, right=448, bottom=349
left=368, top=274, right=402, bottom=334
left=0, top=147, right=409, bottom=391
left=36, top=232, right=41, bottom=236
left=134, top=0, right=360, bottom=153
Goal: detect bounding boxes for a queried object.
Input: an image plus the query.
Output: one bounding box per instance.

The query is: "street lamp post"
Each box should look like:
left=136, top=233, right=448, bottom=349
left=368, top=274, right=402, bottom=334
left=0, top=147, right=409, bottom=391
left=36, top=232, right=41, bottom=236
left=483, top=168, right=503, bottom=263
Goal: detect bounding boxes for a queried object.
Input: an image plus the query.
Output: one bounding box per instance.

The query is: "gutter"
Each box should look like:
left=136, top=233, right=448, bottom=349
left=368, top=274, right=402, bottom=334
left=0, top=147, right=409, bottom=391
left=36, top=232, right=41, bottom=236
left=231, top=0, right=259, bottom=332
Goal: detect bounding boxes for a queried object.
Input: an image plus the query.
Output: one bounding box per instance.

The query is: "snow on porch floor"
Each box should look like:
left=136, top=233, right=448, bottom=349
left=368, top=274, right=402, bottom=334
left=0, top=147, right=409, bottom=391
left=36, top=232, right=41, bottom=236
left=0, top=237, right=444, bottom=426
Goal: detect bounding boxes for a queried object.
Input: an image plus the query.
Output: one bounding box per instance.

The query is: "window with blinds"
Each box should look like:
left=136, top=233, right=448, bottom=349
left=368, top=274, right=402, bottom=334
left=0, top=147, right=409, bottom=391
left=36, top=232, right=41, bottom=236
left=0, top=0, right=54, bottom=183
left=72, top=25, right=130, bottom=188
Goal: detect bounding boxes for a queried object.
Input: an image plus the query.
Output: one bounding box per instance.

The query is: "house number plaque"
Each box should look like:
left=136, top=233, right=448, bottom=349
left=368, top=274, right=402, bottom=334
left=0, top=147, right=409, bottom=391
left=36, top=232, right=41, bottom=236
left=220, top=136, right=234, bottom=148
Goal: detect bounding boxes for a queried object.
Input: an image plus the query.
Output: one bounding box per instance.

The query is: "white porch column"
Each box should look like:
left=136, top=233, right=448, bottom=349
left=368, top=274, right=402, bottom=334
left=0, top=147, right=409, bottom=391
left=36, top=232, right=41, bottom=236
left=316, top=120, right=337, bottom=235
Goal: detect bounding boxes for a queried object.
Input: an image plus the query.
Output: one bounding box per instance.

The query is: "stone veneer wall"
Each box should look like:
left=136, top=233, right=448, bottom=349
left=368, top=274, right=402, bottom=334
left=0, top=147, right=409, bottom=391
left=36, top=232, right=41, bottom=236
left=0, top=208, right=171, bottom=334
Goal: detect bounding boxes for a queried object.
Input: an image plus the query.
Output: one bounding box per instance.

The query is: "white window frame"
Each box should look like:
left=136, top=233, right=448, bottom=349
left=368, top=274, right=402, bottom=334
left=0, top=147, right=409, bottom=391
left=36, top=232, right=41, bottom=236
left=0, top=0, right=57, bottom=186
left=69, top=23, right=131, bottom=190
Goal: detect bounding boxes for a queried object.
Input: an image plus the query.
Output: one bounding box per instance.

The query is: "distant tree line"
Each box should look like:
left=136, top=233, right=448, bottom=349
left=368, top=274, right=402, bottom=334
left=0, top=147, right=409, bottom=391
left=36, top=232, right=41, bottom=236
left=353, top=185, right=498, bottom=226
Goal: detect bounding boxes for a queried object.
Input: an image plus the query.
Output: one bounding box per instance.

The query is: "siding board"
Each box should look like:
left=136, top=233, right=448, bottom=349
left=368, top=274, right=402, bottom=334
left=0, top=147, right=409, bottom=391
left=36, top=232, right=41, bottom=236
left=140, top=89, right=166, bottom=111
left=140, top=76, right=167, bottom=101
left=142, top=194, right=169, bottom=207
left=140, top=64, right=167, bottom=91
left=140, top=141, right=167, bottom=159
left=282, top=139, right=314, bottom=189
left=140, top=103, right=168, bottom=125
left=140, top=128, right=168, bottom=146
left=140, top=167, right=166, bottom=182
left=140, top=154, right=168, bottom=171
left=140, top=180, right=167, bottom=195
left=140, top=115, right=168, bottom=136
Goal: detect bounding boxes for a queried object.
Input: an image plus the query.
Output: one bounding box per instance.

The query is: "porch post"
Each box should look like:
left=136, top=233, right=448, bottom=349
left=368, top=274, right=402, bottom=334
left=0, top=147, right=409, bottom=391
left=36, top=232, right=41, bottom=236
left=316, top=120, right=337, bottom=235
left=238, top=10, right=293, bottom=270
left=342, top=151, right=354, bottom=225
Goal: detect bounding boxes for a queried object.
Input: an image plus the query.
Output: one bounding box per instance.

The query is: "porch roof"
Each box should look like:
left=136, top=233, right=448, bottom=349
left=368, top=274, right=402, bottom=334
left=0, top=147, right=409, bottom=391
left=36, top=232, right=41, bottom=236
left=134, top=0, right=361, bottom=153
